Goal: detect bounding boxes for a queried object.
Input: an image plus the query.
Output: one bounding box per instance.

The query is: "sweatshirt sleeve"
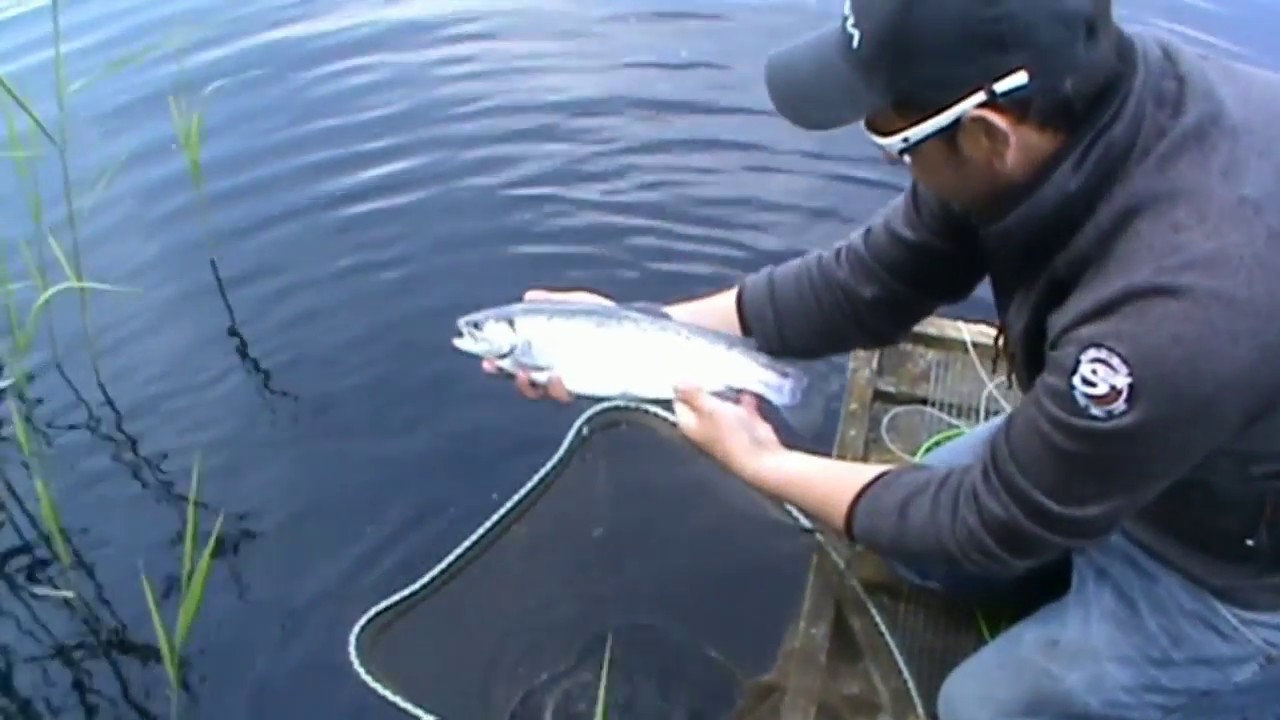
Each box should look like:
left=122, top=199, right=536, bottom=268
left=736, top=182, right=986, bottom=359
left=848, top=273, right=1276, bottom=577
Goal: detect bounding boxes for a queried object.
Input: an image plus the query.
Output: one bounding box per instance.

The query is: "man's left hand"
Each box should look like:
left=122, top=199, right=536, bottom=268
left=671, top=385, right=786, bottom=488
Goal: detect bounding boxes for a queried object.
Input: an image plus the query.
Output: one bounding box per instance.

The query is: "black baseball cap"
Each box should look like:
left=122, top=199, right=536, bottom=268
left=764, top=0, right=1120, bottom=131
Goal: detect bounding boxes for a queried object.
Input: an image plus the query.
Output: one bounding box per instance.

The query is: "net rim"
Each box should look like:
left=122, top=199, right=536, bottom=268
left=347, top=388, right=938, bottom=720
left=345, top=399, right=814, bottom=719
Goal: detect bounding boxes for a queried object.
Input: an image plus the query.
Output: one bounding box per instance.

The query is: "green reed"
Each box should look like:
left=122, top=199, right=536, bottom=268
left=154, top=42, right=220, bottom=719
left=0, top=4, right=222, bottom=718
left=141, top=455, right=225, bottom=720
left=0, top=89, right=131, bottom=576
left=169, top=94, right=203, bottom=193
left=594, top=632, right=613, bottom=720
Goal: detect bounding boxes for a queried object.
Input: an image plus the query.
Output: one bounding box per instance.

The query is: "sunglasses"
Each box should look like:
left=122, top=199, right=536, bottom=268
left=862, top=68, right=1032, bottom=161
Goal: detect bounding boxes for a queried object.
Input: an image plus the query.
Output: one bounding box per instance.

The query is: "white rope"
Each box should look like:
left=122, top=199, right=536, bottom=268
left=877, top=321, right=1013, bottom=462
left=960, top=321, right=1012, bottom=414
left=878, top=404, right=972, bottom=462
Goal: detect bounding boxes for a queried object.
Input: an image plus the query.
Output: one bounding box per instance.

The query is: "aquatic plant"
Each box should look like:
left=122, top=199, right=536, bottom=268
left=0, top=1, right=223, bottom=718
left=594, top=631, right=613, bottom=720
left=141, top=455, right=225, bottom=720
left=0, top=46, right=133, bottom=582
left=169, top=94, right=204, bottom=193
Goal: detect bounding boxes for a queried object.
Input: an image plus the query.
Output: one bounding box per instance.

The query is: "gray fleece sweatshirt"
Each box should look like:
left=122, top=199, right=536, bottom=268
left=737, top=29, right=1280, bottom=610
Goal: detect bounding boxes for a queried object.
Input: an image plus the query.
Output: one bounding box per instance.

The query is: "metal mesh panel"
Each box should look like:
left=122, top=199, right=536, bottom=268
left=822, top=333, right=992, bottom=718
left=718, top=329, right=1026, bottom=720
left=791, top=324, right=1074, bottom=720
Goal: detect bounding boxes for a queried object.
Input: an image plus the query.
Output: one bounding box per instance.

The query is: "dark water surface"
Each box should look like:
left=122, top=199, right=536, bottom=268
left=0, top=0, right=1274, bottom=717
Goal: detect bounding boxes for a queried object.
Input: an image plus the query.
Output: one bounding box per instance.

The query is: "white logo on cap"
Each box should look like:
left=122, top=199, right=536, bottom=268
left=843, top=0, right=862, bottom=49
left=1069, top=344, right=1133, bottom=420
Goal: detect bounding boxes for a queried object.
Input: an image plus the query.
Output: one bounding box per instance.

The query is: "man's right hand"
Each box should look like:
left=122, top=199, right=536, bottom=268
left=480, top=288, right=615, bottom=403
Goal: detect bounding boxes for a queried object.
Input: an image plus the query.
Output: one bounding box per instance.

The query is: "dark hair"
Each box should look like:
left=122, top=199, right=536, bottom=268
left=984, top=85, right=1105, bottom=135
left=986, top=64, right=1127, bottom=134
left=893, top=30, right=1132, bottom=138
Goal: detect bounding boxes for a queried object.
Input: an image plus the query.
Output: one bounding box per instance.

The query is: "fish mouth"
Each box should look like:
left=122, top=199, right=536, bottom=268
left=451, top=316, right=514, bottom=359
left=451, top=318, right=486, bottom=355
left=450, top=334, right=482, bottom=355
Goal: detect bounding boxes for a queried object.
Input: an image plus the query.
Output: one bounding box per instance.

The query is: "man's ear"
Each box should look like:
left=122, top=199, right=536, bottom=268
left=957, top=107, right=1016, bottom=169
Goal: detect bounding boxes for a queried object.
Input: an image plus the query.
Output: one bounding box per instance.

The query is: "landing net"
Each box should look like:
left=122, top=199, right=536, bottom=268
left=347, top=398, right=998, bottom=719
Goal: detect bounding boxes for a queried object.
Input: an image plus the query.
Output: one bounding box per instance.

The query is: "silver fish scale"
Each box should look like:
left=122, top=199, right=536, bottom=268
left=509, top=311, right=796, bottom=404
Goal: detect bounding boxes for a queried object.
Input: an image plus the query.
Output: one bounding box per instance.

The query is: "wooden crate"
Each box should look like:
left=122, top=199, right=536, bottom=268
left=836, top=316, right=1014, bottom=466
left=735, top=317, right=1019, bottom=720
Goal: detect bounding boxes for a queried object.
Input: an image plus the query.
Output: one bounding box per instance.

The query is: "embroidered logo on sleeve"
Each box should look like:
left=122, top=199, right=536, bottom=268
left=1069, top=344, right=1133, bottom=419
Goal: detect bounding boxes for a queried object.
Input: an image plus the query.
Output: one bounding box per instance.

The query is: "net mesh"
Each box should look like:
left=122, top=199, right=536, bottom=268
left=348, top=394, right=1025, bottom=720
left=349, top=402, right=827, bottom=719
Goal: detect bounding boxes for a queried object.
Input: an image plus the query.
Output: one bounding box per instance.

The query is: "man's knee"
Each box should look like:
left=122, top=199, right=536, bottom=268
left=932, top=598, right=1097, bottom=720
left=934, top=640, right=1097, bottom=720
left=934, top=645, right=1045, bottom=720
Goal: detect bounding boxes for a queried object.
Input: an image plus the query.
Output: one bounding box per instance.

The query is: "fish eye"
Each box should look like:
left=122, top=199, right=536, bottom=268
left=460, top=318, right=483, bottom=336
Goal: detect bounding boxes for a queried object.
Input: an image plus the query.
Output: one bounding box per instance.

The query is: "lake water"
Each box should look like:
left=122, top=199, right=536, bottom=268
left=0, top=0, right=1274, bottom=717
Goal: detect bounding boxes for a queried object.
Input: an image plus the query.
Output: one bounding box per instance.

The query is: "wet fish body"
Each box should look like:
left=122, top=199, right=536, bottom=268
left=451, top=301, right=807, bottom=409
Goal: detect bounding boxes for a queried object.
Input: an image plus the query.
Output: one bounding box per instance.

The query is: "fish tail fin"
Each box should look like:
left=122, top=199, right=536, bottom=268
left=757, top=362, right=826, bottom=439
left=759, top=361, right=808, bottom=408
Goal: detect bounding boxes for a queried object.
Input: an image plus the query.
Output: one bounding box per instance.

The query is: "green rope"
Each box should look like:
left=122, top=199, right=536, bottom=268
left=912, top=427, right=967, bottom=460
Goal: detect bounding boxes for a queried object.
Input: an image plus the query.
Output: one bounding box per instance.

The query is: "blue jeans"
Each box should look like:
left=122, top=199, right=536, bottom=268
left=900, top=416, right=1280, bottom=720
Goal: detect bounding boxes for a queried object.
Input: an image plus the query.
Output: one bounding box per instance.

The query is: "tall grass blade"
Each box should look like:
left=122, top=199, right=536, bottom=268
left=19, top=239, right=48, bottom=298
left=140, top=572, right=179, bottom=685
left=168, top=95, right=204, bottom=191
left=9, top=396, right=33, bottom=456
left=182, top=454, right=202, bottom=596
left=594, top=632, right=612, bottom=720
left=174, top=511, right=222, bottom=651
left=28, top=280, right=133, bottom=332
left=66, top=39, right=178, bottom=95
left=33, top=475, right=72, bottom=566
left=50, top=0, right=98, bottom=357
left=0, top=248, right=26, bottom=339
left=44, top=228, right=78, bottom=280
left=0, top=74, right=57, bottom=147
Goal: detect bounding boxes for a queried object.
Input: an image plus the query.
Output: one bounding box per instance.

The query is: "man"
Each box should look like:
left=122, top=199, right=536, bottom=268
left=484, top=0, right=1280, bottom=716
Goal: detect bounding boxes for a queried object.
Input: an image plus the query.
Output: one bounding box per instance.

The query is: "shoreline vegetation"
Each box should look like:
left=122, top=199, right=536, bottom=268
left=1, top=3, right=222, bottom=718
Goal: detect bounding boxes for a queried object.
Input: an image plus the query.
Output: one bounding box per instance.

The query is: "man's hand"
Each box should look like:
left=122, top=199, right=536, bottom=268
left=673, top=383, right=897, bottom=533
left=671, top=385, right=787, bottom=488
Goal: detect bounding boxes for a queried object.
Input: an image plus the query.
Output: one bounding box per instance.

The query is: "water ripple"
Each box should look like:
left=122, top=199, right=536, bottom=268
left=4, top=0, right=1272, bottom=717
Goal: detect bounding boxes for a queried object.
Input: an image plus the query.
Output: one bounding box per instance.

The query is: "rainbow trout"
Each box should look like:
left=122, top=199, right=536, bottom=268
left=451, top=300, right=808, bottom=411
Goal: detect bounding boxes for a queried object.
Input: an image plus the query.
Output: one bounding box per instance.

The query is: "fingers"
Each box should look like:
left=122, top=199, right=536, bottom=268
left=522, top=288, right=612, bottom=305
left=544, top=376, right=574, bottom=404
left=484, top=360, right=573, bottom=404
left=672, top=398, right=698, bottom=433
left=523, top=289, right=557, bottom=302
left=673, top=385, right=715, bottom=440
left=514, top=372, right=547, bottom=400
left=673, top=384, right=708, bottom=411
